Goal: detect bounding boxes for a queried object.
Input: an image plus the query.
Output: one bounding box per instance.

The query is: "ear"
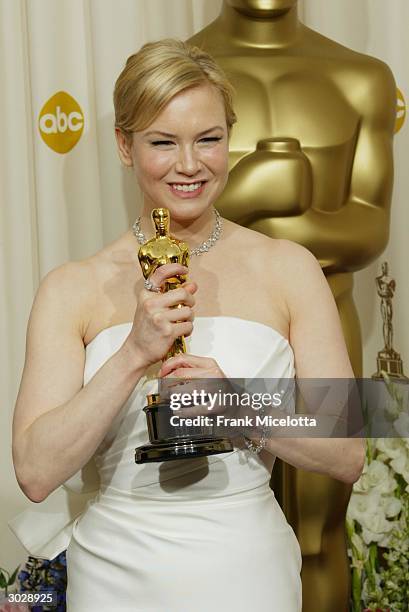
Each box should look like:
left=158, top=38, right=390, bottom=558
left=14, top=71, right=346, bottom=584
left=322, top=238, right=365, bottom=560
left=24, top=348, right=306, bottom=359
left=115, top=128, right=133, bottom=167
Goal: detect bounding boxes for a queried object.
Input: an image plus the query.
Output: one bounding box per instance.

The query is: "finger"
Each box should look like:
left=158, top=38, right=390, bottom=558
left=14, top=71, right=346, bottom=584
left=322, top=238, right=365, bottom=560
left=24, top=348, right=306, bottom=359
left=172, top=321, right=194, bottom=339
left=162, top=367, right=207, bottom=379
left=160, top=287, right=196, bottom=308
left=159, top=358, right=194, bottom=378
left=149, top=264, right=188, bottom=289
left=159, top=354, right=213, bottom=377
left=182, top=282, right=198, bottom=294
left=166, top=306, right=194, bottom=323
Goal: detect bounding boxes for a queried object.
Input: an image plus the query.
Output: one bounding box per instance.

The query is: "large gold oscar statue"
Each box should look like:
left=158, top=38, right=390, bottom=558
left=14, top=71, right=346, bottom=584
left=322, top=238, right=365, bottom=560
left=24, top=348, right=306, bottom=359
left=189, top=1, right=396, bottom=609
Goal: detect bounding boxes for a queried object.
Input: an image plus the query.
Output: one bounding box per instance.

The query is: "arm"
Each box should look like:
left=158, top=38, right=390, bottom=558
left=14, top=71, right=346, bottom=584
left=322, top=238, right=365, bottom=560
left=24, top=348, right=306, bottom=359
left=258, top=61, right=396, bottom=273
left=12, top=261, right=195, bottom=503
left=256, top=240, right=365, bottom=483
left=157, top=241, right=365, bottom=483
left=12, top=262, right=146, bottom=503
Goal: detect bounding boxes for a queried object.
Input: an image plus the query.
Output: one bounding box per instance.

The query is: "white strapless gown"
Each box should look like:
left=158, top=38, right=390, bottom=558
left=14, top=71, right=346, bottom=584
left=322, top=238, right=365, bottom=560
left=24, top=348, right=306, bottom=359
left=9, top=316, right=302, bottom=611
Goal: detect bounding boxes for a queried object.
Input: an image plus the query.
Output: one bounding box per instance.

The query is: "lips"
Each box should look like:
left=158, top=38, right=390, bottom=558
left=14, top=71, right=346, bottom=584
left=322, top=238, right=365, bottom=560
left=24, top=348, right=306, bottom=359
left=169, top=180, right=207, bottom=187
left=168, top=181, right=207, bottom=198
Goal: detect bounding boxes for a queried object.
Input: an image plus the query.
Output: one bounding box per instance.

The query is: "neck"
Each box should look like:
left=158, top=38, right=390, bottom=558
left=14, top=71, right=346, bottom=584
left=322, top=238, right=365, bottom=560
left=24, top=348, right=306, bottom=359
left=219, top=2, right=300, bottom=48
left=139, top=204, right=217, bottom=248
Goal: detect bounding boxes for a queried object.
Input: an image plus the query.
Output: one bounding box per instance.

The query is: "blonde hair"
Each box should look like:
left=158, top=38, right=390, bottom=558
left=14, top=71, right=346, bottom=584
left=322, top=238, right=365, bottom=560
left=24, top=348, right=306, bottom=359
left=113, top=39, right=237, bottom=140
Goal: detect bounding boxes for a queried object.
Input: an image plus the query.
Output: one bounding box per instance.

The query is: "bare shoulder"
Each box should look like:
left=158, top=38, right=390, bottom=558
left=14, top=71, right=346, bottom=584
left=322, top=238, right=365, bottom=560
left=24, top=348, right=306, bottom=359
left=222, top=218, right=283, bottom=259
left=222, top=219, right=317, bottom=267
left=220, top=220, right=315, bottom=290
left=270, top=239, right=325, bottom=302
left=37, top=231, right=137, bottom=335
left=34, top=258, right=97, bottom=339
left=40, top=257, right=95, bottom=291
left=271, top=238, right=320, bottom=276
left=272, top=240, right=354, bottom=377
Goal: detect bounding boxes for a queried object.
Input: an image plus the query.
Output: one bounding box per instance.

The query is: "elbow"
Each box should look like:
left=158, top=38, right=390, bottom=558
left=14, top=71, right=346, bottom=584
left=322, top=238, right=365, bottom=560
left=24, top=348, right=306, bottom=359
left=15, top=469, right=49, bottom=503
left=13, top=434, right=50, bottom=503
left=23, top=484, right=49, bottom=504
left=339, top=440, right=366, bottom=484
left=13, top=452, right=49, bottom=503
left=23, top=489, right=48, bottom=504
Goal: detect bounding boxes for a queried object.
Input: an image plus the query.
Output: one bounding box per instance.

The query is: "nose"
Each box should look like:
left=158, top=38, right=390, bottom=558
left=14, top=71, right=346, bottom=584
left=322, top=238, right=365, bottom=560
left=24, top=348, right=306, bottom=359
left=175, top=144, right=201, bottom=176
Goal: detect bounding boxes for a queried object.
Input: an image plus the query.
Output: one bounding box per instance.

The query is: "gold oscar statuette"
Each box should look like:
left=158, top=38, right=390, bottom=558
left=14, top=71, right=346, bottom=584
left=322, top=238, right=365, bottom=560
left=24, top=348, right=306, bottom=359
left=372, top=261, right=408, bottom=381
left=134, top=208, right=234, bottom=463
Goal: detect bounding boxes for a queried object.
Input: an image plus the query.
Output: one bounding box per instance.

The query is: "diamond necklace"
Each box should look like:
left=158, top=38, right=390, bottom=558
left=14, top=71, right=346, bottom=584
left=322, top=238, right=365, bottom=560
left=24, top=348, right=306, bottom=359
left=131, top=208, right=222, bottom=256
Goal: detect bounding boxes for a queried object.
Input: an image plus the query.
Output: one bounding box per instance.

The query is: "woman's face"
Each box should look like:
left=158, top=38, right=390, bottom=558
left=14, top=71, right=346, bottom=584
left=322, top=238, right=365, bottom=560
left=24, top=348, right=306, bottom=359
left=117, top=83, right=230, bottom=224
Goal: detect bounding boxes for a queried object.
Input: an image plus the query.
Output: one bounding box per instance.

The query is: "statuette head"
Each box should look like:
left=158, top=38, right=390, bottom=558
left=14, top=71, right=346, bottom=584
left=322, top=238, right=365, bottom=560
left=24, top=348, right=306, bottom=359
left=152, top=208, right=170, bottom=235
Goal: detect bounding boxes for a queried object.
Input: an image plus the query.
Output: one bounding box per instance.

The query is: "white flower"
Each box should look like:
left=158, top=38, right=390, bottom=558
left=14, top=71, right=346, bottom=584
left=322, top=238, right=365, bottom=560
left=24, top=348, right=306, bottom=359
left=376, top=528, right=397, bottom=548
left=362, top=510, right=392, bottom=534
left=361, top=512, right=395, bottom=545
left=350, top=531, right=367, bottom=559
left=383, top=497, right=402, bottom=518
left=375, top=437, right=406, bottom=460
left=348, top=488, right=400, bottom=547
left=353, top=467, right=371, bottom=493
left=352, top=457, right=395, bottom=494
left=348, top=489, right=381, bottom=522
left=390, top=453, right=409, bottom=484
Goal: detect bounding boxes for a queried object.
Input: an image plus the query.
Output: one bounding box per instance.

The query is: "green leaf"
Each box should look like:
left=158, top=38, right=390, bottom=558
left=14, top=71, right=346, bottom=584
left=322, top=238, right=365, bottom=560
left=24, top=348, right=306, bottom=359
left=351, top=566, right=362, bottom=610
left=8, top=565, right=20, bottom=585
left=0, top=573, right=7, bottom=588
left=346, top=518, right=354, bottom=540
left=365, top=436, right=373, bottom=463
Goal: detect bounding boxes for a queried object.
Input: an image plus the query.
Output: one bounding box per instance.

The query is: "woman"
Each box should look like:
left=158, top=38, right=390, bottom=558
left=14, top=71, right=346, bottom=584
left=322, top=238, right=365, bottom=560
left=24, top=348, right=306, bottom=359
left=11, top=39, right=364, bottom=611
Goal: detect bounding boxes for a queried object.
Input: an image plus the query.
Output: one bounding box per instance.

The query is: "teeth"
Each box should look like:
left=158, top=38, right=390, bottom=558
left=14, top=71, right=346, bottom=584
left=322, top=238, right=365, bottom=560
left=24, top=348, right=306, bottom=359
left=172, top=182, right=202, bottom=192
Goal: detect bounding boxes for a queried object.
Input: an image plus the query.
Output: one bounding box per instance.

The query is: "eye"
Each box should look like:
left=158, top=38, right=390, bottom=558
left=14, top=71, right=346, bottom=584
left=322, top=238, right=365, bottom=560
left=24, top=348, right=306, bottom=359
left=151, top=140, right=175, bottom=146
left=199, top=136, right=223, bottom=144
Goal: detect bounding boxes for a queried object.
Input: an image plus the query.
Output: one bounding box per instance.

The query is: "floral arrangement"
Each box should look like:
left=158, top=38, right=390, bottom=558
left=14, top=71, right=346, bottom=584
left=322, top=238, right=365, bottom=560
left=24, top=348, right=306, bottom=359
left=346, top=375, right=409, bottom=611
left=17, top=553, right=67, bottom=612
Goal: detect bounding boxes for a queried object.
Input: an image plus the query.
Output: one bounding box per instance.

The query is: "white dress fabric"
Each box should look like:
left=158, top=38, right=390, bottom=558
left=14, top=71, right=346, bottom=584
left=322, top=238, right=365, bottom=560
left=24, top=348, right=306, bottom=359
left=9, top=316, right=302, bottom=612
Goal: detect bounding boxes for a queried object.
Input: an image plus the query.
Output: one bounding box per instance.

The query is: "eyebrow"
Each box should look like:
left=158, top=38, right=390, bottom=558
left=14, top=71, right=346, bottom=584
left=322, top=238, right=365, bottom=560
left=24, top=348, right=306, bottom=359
left=143, top=126, right=225, bottom=138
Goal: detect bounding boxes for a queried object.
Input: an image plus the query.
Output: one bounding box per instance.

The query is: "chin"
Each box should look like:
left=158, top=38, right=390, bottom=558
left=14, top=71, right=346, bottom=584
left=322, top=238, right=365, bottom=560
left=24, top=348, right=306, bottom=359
left=165, top=202, right=211, bottom=224
left=147, top=186, right=220, bottom=221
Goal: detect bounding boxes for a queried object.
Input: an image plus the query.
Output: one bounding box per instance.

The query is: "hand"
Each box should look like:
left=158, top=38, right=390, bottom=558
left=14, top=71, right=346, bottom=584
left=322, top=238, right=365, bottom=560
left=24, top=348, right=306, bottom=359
left=159, top=353, right=226, bottom=379
left=158, top=354, right=280, bottom=442
left=124, top=263, right=197, bottom=368
left=159, top=353, right=231, bottom=421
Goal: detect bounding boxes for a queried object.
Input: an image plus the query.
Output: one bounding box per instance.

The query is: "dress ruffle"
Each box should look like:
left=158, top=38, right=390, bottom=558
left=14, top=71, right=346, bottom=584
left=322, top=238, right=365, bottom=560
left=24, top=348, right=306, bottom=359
left=8, top=459, right=100, bottom=560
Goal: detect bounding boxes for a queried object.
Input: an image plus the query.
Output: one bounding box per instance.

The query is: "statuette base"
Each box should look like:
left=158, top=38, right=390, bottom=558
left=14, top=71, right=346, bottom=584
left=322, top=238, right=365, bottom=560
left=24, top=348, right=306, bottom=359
left=372, top=352, right=409, bottom=381
left=135, top=437, right=233, bottom=464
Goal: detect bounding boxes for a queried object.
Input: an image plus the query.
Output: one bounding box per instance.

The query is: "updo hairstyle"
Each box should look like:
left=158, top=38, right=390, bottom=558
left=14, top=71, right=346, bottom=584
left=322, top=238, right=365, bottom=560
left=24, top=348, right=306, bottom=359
left=113, top=38, right=237, bottom=142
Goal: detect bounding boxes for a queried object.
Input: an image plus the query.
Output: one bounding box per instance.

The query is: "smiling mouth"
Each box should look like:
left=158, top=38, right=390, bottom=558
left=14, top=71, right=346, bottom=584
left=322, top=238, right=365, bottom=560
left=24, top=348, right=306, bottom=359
left=169, top=181, right=206, bottom=193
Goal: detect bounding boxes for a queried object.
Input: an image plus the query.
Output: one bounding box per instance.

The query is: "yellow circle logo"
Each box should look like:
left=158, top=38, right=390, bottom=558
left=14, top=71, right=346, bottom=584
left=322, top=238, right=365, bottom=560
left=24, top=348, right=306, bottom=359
left=38, top=91, right=84, bottom=153
left=395, top=88, right=406, bottom=133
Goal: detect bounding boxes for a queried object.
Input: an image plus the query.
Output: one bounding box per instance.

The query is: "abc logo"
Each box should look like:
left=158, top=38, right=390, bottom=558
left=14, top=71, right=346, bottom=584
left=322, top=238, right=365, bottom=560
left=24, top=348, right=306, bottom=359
left=395, top=87, right=406, bottom=134
left=38, top=91, right=84, bottom=154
